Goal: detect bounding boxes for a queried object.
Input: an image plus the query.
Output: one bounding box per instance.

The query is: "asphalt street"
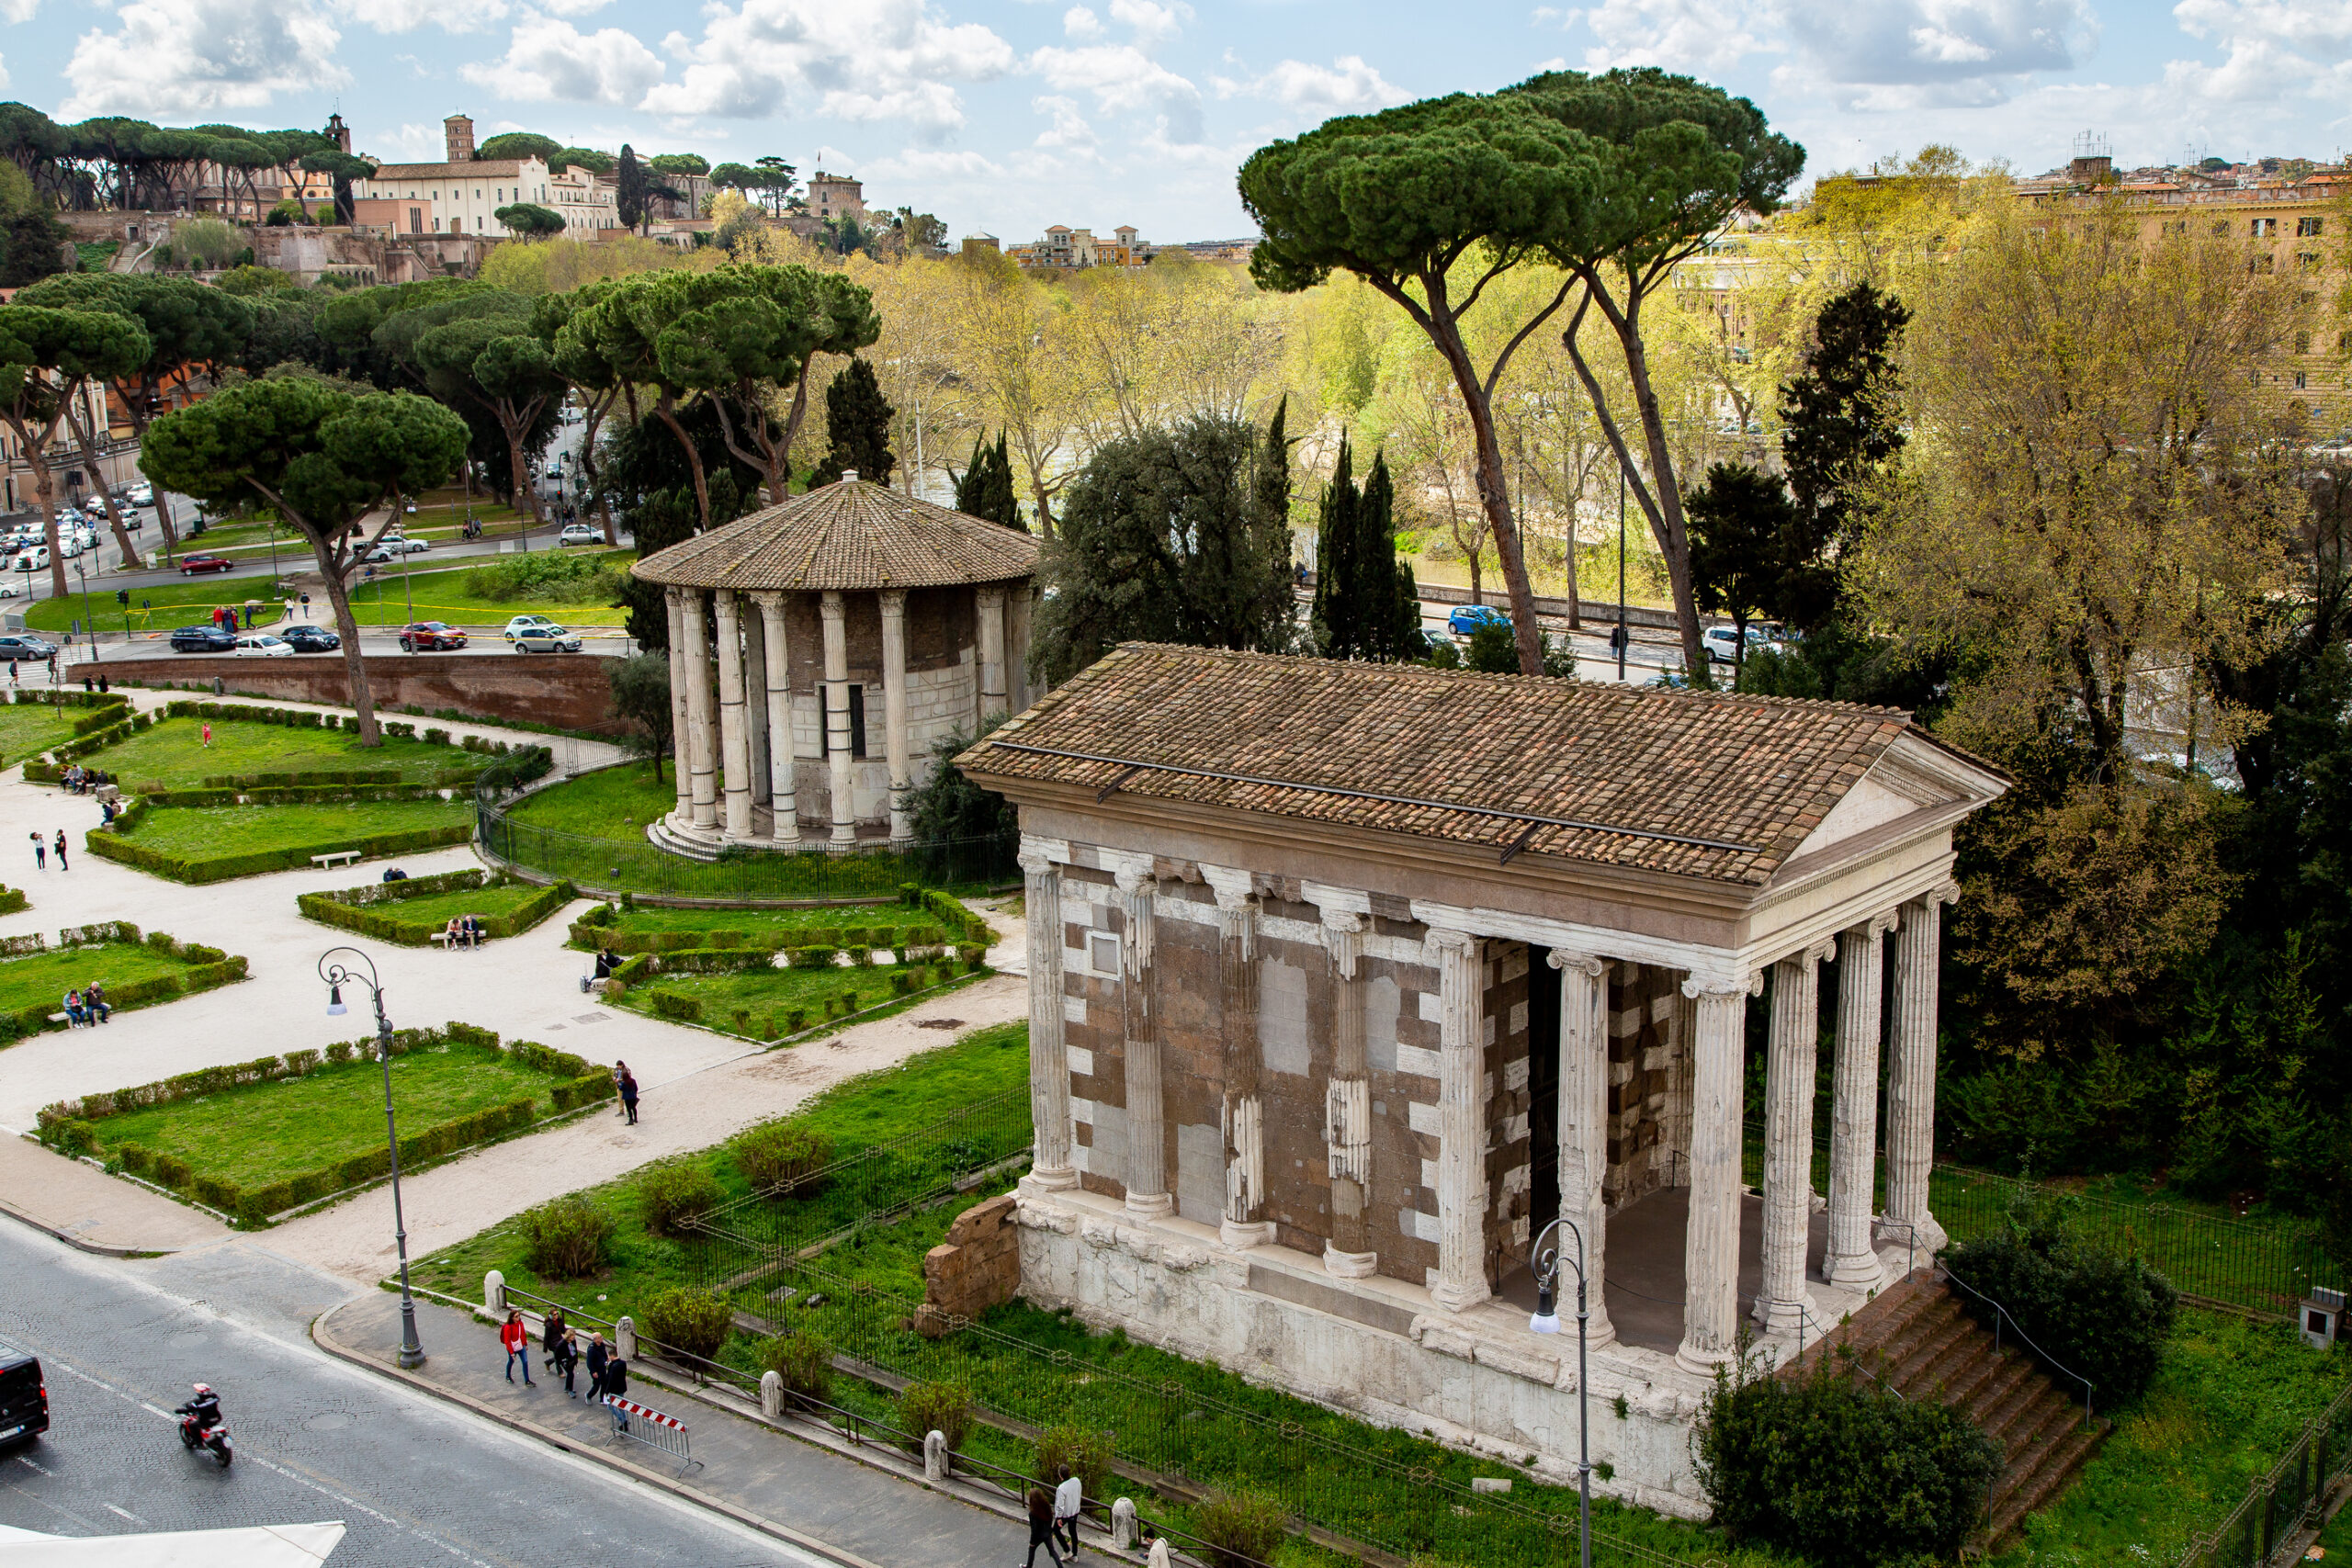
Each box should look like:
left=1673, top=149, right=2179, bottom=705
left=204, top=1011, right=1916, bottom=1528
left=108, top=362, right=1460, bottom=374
left=0, top=1225, right=814, bottom=1566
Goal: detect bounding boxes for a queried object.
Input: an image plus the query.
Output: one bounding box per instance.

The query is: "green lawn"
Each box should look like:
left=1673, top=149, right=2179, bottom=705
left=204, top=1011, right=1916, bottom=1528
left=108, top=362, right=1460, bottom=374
left=350, top=882, right=552, bottom=928
left=408, top=1021, right=1031, bottom=1318
left=119, top=797, right=471, bottom=859
left=624, top=958, right=962, bottom=1036
left=89, top=1043, right=557, bottom=1190
left=1993, top=1311, right=2352, bottom=1565
left=97, top=716, right=476, bottom=789
left=0, top=704, right=85, bottom=762
left=338, top=562, right=628, bottom=628
left=510, top=764, right=671, bottom=841
left=574, top=903, right=939, bottom=948
left=27, top=579, right=290, bottom=635
left=0, top=940, right=211, bottom=1014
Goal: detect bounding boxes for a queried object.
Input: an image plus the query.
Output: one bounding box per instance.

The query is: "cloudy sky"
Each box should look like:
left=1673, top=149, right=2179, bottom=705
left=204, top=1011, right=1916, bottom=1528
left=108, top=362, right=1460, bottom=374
left=12, top=0, right=2351, bottom=243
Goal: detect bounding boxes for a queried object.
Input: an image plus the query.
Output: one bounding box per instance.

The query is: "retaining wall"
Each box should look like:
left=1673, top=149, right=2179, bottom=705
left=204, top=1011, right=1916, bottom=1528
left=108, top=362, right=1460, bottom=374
left=69, top=654, right=621, bottom=732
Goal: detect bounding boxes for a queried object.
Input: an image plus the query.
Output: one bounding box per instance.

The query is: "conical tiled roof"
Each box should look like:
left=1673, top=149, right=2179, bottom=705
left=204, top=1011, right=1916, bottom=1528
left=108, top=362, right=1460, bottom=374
left=630, top=478, right=1039, bottom=592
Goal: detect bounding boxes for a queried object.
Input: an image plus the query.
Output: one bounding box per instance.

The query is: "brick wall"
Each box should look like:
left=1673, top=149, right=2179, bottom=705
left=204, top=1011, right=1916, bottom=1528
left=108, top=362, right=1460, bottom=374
left=1487, top=942, right=1534, bottom=1285
left=76, top=654, right=621, bottom=732
left=1605, top=963, right=1686, bottom=1207
left=917, top=1192, right=1022, bottom=1334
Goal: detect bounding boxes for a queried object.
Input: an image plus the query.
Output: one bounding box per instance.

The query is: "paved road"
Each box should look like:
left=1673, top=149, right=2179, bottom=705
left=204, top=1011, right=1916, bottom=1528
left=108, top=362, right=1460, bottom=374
left=0, top=1225, right=810, bottom=1566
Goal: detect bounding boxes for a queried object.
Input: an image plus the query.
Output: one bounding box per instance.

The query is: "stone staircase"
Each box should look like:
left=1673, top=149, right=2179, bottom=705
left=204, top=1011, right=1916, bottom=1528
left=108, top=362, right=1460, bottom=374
left=1789, top=1271, right=2109, bottom=1549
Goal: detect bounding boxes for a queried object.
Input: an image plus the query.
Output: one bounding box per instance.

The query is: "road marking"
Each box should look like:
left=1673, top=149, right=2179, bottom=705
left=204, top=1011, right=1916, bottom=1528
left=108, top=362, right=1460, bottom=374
left=103, top=1503, right=145, bottom=1524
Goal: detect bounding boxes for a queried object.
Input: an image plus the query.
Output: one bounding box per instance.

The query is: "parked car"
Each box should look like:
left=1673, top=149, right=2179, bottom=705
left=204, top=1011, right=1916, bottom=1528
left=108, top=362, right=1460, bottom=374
left=0, top=582, right=22, bottom=599
left=398, top=620, right=466, bottom=652
left=127, top=484, right=154, bottom=507
left=545, top=462, right=563, bottom=478
left=0, top=1339, right=47, bottom=1449
left=1447, top=604, right=1510, bottom=638
left=277, top=623, right=341, bottom=652
left=380, top=535, right=431, bottom=555
left=168, top=626, right=236, bottom=653
left=503, top=614, right=560, bottom=640
left=54, top=536, right=80, bottom=560
left=0, top=634, right=55, bottom=660
left=558, top=524, right=600, bottom=546
left=12, top=547, right=47, bottom=572
left=509, top=621, right=582, bottom=653
left=178, top=554, right=235, bottom=575
left=1700, top=624, right=1783, bottom=664
left=234, top=633, right=295, bottom=659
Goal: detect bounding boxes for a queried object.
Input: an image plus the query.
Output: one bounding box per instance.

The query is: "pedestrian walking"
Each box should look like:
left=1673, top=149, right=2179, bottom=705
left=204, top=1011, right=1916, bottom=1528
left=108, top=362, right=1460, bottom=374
left=583, top=1331, right=610, bottom=1402
left=1142, top=1527, right=1170, bottom=1568
left=555, top=1325, right=581, bottom=1396
left=603, top=1352, right=629, bottom=1432
left=500, top=1309, right=535, bottom=1385
left=1053, top=1464, right=1083, bottom=1558
left=53, top=830, right=66, bottom=872
left=8, top=660, right=17, bottom=687
left=29, top=832, right=42, bottom=871
left=619, top=1065, right=639, bottom=1125
left=541, top=1305, right=568, bottom=1373
left=1025, top=1485, right=1066, bottom=1568
left=81, top=675, right=92, bottom=694
left=612, top=1060, right=630, bottom=1118
left=96, top=673, right=107, bottom=694
left=200, top=721, right=211, bottom=748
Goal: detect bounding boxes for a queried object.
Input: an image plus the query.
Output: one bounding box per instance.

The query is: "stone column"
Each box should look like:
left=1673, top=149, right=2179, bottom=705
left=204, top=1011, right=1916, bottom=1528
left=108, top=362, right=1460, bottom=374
left=1756, top=941, right=1834, bottom=1333
left=754, top=592, right=797, bottom=843
left=1116, top=861, right=1170, bottom=1217
left=1021, top=845, right=1076, bottom=1189
left=1204, top=866, right=1270, bottom=1248
left=663, top=588, right=691, bottom=822
left=680, top=589, right=718, bottom=831
left=1321, top=906, right=1374, bottom=1279
left=977, top=586, right=1008, bottom=725
left=1826, top=911, right=1899, bottom=1290
left=1677, top=976, right=1754, bottom=1373
left=1550, top=952, right=1615, bottom=1347
left=1883, top=886, right=1958, bottom=1255
left=1428, top=929, right=1490, bottom=1313
left=878, top=589, right=913, bottom=844
left=713, top=589, right=753, bottom=842
left=820, top=591, right=856, bottom=844
left=741, top=600, right=770, bottom=807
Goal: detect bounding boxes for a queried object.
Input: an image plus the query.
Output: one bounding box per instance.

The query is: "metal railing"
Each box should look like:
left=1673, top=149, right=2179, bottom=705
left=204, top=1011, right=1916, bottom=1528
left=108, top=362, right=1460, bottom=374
left=2177, top=1376, right=2352, bottom=1568
left=602, top=1393, right=700, bottom=1477
left=1936, top=1265, right=2096, bottom=1430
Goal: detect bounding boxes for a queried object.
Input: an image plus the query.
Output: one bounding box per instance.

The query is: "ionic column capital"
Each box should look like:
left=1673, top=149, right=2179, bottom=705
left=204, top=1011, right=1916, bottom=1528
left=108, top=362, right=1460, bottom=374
left=1856, top=908, right=1901, bottom=943
left=1425, top=927, right=1480, bottom=961
left=1198, top=862, right=1255, bottom=911
left=1546, top=952, right=1607, bottom=977
left=1018, top=849, right=1058, bottom=878
left=1111, top=855, right=1157, bottom=896
left=1911, top=881, right=1960, bottom=911
left=1683, top=970, right=1762, bottom=1000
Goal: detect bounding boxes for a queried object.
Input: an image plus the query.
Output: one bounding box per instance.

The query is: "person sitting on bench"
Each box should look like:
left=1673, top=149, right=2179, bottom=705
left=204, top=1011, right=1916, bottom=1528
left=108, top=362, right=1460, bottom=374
left=62, top=988, right=85, bottom=1028
left=85, top=980, right=109, bottom=1022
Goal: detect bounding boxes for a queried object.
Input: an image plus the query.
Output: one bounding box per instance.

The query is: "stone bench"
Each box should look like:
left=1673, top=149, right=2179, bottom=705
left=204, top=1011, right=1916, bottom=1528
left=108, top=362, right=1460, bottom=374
left=311, top=850, right=362, bottom=870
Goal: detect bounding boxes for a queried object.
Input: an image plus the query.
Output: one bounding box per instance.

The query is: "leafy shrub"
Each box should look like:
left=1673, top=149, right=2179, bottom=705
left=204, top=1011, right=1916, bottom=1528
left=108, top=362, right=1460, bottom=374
left=898, top=1381, right=973, bottom=1455
left=642, top=1286, right=734, bottom=1361
left=1035, top=1424, right=1114, bottom=1507
left=761, top=1331, right=833, bottom=1408
left=464, top=551, right=629, bottom=605
left=1190, top=1489, right=1287, bottom=1568
left=733, top=1122, right=833, bottom=1196
left=638, top=1161, right=723, bottom=1235
left=1693, top=1357, right=1998, bottom=1568
left=519, top=1195, right=614, bottom=1278
left=1943, top=1190, right=2179, bottom=1405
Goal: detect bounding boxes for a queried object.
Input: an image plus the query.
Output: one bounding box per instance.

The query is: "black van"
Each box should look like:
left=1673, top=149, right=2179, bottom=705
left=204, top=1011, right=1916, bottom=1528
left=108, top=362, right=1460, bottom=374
left=0, top=1339, right=47, bottom=1446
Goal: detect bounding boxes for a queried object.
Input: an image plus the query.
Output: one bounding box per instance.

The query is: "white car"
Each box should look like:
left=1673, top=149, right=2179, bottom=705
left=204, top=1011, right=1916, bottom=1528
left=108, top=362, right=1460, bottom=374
left=14, top=547, right=48, bottom=571
left=235, top=634, right=295, bottom=658
left=509, top=621, right=582, bottom=653
left=55, top=536, right=81, bottom=559
left=128, top=485, right=153, bottom=506
left=559, top=524, right=600, bottom=546
left=380, top=535, right=431, bottom=555
left=1701, top=625, right=1782, bottom=664
left=503, top=614, right=560, bottom=641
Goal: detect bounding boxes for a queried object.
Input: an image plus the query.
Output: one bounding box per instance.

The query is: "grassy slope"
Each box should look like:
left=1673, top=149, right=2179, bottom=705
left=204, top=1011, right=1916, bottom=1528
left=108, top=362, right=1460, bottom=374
left=339, top=883, right=552, bottom=927
left=0, top=705, right=84, bottom=761
left=26, top=580, right=290, bottom=635
left=0, top=941, right=209, bottom=1013
left=621, top=961, right=955, bottom=1032
left=576, top=905, right=944, bottom=946
left=89, top=1043, right=557, bottom=1189
left=337, top=562, right=627, bottom=628
left=510, top=764, right=672, bottom=841
left=120, top=798, right=472, bottom=860
left=100, top=717, right=473, bottom=788
left=1995, top=1310, right=2352, bottom=1564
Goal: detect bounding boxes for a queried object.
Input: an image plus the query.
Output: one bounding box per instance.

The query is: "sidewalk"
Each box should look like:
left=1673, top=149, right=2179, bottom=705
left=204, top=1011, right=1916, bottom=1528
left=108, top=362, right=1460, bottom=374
left=0, top=1132, right=230, bottom=1255
left=316, top=1288, right=1112, bottom=1568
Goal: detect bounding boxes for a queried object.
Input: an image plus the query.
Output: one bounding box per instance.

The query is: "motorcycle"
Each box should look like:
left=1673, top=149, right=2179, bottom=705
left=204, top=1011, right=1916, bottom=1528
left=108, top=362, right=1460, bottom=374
left=175, top=1386, right=232, bottom=1468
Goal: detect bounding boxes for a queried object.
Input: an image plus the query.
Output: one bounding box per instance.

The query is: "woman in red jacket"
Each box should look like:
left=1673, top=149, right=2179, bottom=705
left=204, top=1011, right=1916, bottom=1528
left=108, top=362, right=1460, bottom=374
left=501, top=1309, right=536, bottom=1386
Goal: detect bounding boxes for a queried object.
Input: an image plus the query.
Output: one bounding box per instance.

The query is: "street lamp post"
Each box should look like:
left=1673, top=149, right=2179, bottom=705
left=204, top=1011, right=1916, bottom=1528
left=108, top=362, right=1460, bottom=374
left=1528, top=1215, right=1593, bottom=1568
left=74, top=558, right=90, bottom=668
left=319, top=947, right=425, bottom=1369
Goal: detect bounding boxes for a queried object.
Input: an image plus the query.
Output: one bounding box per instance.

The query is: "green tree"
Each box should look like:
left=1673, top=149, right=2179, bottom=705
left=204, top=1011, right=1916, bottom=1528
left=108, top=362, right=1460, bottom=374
left=551, top=147, right=614, bottom=176
left=911, top=719, right=1017, bottom=842
left=1685, top=462, right=1795, bottom=676
left=1311, top=433, right=1363, bottom=655
left=811, top=356, right=895, bottom=486
left=1313, top=430, right=1419, bottom=661
left=0, top=303, right=151, bottom=594
left=476, top=132, right=562, bottom=164
left=410, top=302, right=568, bottom=525
left=1029, top=410, right=1295, bottom=686
left=495, top=202, right=565, bottom=241
left=598, top=400, right=763, bottom=647
left=952, top=432, right=1023, bottom=530
left=607, top=651, right=675, bottom=780
left=616, top=144, right=649, bottom=234
left=650, top=153, right=708, bottom=179
left=139, top=378, right=469, bottom=742
left=0, top=206, right=67, bottom=288
left=1776, top=280, right=1910, bottom=632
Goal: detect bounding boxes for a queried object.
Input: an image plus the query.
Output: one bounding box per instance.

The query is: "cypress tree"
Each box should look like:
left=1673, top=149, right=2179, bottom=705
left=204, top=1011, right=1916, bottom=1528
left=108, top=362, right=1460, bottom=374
left=1312, top=434, right=1360, bottom=657
left=954, top=431, right=1023, bottom=530
left=1358, top=451, right=1421, bottom=660
left=616, top=144, right=649, bottom=233
left=812, top=357, right=896, bottom=486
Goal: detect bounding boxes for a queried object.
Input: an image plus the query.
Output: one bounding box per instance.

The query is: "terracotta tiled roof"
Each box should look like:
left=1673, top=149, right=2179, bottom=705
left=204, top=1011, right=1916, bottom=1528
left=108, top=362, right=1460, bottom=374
left=630, top=478, right=1039, bottom=593
left=960, top=645, right=1973, bottom=886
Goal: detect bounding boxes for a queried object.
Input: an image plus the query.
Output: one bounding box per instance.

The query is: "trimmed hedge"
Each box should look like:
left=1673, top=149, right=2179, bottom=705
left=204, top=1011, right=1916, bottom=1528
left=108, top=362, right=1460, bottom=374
left=299, top=872, right=577, bottom=946
left=0, top=884, right=27, bottom=916
left=0, top=928, right=246, bottom=1050
left=141, top=784, right=463, bottom=807
left=87, top=818, right=472, bottom=885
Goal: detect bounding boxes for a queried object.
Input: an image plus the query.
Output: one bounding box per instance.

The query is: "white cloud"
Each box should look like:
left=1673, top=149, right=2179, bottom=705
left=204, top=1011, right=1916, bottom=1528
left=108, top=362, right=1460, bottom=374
left=0, top=0, right=34, bottom=24
left=1108, top=0, right=1189, bottom=45
left=2168, top=0, right=2352, bottom=102
left=1033, top=93, right=1097, bottom=149
left=1778, top=0, right=2097, bottom=91
left=1578, top=0, right=1767, bottom=72
left=62, top=0, right=348, bottom=118
left=461, top=12, right=664, bottom=105
left=865, top=147, right=1007, bottom=182
left=1063, top=6, right=1103, bottom=39
left=1030, top=42, right=1204, bottom=140
left=1224, top=54, right=1406, bottom=111
left=340, top=0, right=507, bottom=32
left=640, top=0, right=1015, bottom=141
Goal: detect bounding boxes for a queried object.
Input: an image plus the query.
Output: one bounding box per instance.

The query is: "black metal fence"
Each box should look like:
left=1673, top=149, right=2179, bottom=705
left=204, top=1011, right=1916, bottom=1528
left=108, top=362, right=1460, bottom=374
left=477, top=796, right=1019, bottom=903
left=2177, top=1375, right=2352, bottom=1568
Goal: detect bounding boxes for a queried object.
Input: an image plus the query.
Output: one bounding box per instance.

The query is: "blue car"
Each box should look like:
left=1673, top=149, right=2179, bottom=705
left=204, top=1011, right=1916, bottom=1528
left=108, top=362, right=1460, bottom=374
left=1448, top=604, right=1510, bottom=637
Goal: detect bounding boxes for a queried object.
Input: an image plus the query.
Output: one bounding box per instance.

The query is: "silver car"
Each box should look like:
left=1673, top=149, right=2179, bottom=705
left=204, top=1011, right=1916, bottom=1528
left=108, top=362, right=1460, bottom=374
left=510, top=621, right=582, bottom=653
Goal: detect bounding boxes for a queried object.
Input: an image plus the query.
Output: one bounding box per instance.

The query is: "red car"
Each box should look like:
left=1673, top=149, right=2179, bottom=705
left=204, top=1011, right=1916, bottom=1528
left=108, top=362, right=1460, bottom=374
left=178, top=555, right=234, bottom=575
left=398, top=621, right=467, bottom=652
